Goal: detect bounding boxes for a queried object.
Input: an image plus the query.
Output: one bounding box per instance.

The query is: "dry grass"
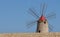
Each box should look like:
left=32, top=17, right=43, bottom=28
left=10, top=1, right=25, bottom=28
left=0, top=32, right=60, bottom=37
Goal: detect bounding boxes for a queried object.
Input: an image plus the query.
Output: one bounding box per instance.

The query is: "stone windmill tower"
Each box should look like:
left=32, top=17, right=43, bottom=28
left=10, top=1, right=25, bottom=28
left=36, top=4, right=48, bottom=33
left=27, top=3, right=56, bottom=33
left=36, top=13, right=48, bottom=33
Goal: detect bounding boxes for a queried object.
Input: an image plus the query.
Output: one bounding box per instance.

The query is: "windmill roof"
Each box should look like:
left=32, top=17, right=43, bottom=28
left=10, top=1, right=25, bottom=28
left=39, top=15, right=46, bottom=21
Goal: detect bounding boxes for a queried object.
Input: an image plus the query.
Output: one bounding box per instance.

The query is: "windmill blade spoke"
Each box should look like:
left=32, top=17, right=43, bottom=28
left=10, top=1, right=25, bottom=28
left=41, top=3, right=47, bottom=16
left=48, top=24, right=54, bottom=32
left=39, top=3, right=42, bottom=16
left=49, top=24, right=53, bottom=28
left=28, top=8, right=39, bottom=18
left=49, top=26, right=53, bottom=31
left=41, top=3, right=45, bottom=14
left=27, top=10, right=37, bottom=19
left=46, top=12, right=56, bottom=19
left=32, top=8, right=40, bottom=17
left=49, top=26, right=52, bottom=32
left=26, top=20, right=37, bottom=28
left=44, top=4, right=47, bottom=15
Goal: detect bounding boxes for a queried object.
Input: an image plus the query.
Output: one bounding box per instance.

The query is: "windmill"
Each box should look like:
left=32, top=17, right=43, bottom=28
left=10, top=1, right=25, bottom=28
left=26, top=3, right=56, bottom=33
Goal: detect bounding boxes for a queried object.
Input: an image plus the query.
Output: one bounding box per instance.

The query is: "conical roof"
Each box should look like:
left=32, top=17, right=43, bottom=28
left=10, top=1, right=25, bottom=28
left=39, top=15, right=46, bottom=21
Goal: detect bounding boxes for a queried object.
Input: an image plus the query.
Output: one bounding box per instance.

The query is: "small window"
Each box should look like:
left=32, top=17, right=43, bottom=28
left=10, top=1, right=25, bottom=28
left=38, top=30, right=40, bottom=33
left=44, top=21, right=46, bottom=24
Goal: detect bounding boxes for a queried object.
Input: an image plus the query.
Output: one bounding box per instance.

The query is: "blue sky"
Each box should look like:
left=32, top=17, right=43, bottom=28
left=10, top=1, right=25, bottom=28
left=0, top=0, right=60, bottom=33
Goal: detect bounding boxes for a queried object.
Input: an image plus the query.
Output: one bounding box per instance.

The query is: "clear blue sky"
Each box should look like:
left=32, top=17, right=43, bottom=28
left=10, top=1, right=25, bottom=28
left=0, top=0, right=60, bottom=33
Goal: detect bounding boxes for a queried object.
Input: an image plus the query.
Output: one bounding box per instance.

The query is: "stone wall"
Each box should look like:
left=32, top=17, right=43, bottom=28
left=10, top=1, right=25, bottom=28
left=0, top=32, right=60, bottom=37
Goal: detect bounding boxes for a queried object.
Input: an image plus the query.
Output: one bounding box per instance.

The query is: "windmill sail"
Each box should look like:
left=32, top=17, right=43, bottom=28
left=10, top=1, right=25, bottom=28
left=28, top=8, right=39, bottom=19
left=26, top=3, right=56, bottom=33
